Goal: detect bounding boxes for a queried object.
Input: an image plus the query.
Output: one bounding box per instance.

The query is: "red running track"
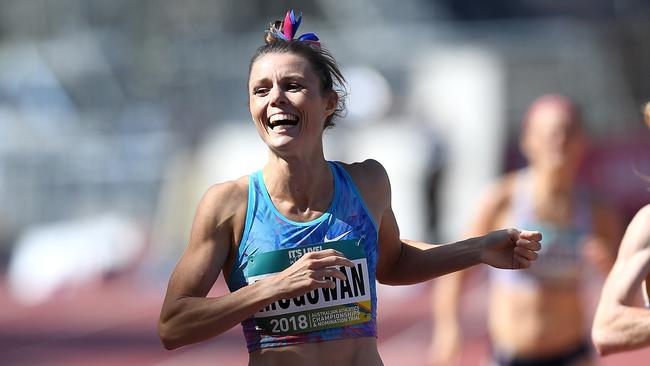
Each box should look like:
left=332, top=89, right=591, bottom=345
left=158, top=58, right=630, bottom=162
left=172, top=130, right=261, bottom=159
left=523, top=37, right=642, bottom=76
left=1, top=276, right=648, bottom=366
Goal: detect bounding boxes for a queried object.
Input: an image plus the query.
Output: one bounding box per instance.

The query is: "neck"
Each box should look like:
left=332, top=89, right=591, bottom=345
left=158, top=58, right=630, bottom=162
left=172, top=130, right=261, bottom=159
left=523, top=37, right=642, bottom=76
left=262, top=150, right=332, bottom=212
left=529, top=165, right=576, bottom=204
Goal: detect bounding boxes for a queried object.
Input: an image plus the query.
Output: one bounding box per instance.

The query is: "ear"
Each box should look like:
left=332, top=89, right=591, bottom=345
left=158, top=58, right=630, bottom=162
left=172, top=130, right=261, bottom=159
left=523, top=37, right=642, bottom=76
left=323, top=91, right=338, bottom=117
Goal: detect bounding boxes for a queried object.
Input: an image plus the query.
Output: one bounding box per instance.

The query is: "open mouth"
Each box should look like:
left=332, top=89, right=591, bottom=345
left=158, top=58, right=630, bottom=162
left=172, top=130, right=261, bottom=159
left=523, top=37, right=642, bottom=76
left=267, top=113, right=299, bottom=130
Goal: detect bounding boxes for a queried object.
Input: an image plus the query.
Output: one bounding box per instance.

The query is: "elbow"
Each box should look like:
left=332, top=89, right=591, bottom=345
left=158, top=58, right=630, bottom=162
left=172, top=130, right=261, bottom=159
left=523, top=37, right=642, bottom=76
left=375, top=267, right=391, bottom=285
left=376, top=252, right=408, bottom=286
left=160, top=339, right=180, bottom=351
left=591, top=322, right=618, bottom=356
left=376, top=270, right=404, bottom=286
left=376, top=275, right=396, bottom=286
left=591, top=303, right=629, bottom=357
left=161, top=340, right=179, bottom=351
left=595, top=345, right=614, bottom=357
left=158, top=320, right=182, bottom=350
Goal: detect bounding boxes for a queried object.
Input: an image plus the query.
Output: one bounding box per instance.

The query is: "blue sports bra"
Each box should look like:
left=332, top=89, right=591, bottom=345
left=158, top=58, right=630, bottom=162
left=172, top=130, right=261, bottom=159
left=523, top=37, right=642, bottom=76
left=226, top=161, right=379, bottom=352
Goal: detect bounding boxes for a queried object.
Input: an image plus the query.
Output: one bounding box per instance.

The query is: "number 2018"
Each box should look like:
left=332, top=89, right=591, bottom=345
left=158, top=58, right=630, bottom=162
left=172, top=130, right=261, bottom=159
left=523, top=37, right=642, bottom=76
left=270, top=315, right=308, bottom=333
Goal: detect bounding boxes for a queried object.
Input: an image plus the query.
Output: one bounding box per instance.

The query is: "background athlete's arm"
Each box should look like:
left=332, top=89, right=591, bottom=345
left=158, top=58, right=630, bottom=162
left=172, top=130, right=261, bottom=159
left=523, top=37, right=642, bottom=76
left=158, top=181, right=352, bottom=350
left=592, top=204, right=650, bottom=355
left=582, top=202, right=622, bottom=275
left=430, top=181, right=506, bottom=365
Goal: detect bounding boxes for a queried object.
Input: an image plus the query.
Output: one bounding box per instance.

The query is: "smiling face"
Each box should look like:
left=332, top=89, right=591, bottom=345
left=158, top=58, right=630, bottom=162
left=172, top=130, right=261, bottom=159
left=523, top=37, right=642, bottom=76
left=248, top=52, right=337, bottom=157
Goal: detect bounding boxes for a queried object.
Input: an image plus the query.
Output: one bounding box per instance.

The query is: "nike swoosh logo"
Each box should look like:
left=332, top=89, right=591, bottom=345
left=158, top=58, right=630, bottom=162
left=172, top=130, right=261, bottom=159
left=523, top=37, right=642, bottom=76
left=324, top=229, right=352, bottom=243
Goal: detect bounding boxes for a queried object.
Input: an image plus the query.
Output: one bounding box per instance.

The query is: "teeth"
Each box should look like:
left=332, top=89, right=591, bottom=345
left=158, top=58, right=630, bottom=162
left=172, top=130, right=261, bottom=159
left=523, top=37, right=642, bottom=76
left=269, top=114, right=298, bottom=123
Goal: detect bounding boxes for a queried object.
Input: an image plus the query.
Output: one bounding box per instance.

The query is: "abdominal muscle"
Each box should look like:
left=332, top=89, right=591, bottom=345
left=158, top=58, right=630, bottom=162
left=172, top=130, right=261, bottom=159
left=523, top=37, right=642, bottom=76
left=248, top=337, right=382, bottom=366
left=488, top=282, right=586, bottom=357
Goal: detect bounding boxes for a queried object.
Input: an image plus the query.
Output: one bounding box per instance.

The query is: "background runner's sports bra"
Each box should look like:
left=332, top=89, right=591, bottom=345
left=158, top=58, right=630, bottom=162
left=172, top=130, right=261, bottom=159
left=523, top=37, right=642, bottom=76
left=489, top=169, right=593, bottom=288
left=226, top=161, right=379, bottom=352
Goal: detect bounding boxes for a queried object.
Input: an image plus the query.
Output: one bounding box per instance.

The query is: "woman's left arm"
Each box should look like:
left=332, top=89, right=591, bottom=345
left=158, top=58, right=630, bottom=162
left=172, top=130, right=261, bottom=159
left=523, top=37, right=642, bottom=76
left=350, top=159, right=541, bottom=286
left=375, top=205, right=541, bottom=285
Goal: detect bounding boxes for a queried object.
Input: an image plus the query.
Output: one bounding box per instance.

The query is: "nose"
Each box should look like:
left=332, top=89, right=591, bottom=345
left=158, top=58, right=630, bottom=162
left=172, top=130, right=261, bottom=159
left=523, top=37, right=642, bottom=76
left=269, top=85, right=287, bottom=106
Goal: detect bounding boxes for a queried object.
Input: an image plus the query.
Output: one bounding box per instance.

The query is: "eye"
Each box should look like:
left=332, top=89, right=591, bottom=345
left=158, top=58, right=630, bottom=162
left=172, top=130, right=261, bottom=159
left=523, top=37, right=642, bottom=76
left=287, top=83, right=303, bottom=92
left=252, top=87, right=270, bottom=96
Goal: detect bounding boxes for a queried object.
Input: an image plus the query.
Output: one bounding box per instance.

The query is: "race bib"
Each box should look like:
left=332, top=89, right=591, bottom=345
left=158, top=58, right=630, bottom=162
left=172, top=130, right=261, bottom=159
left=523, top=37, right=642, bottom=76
left=246, top=240, right=372, bottom=335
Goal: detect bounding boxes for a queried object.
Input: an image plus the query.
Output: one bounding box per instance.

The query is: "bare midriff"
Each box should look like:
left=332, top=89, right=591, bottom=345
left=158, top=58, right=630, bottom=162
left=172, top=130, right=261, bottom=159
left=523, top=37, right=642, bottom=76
left=248, top=336, right=382, bottom=366
left=488, top=282, right=585, bottom=357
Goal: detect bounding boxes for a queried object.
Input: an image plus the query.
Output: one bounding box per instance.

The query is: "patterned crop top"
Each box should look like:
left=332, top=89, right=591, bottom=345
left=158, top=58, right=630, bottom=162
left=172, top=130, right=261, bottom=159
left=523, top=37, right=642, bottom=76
left=490, top=169, right=593, bottom=288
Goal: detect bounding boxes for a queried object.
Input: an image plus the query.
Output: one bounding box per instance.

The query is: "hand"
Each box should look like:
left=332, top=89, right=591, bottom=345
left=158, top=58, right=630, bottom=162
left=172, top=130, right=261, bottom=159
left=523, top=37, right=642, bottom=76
left=480, top=228, right=542, bottom=269
left=263, top=249, right=354, bottom=300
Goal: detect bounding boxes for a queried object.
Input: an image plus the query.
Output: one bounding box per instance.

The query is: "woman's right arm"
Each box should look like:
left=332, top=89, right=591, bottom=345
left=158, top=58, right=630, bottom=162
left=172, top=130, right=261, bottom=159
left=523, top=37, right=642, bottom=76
left=158, top=181, right=353, bottom=350
left=157, top=181, right=268, bottom=349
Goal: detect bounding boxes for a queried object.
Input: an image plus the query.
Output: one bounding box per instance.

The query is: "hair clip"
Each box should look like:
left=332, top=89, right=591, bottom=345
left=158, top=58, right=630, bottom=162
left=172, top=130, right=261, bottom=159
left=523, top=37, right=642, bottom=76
left=267, top=10, right=321, bottom=47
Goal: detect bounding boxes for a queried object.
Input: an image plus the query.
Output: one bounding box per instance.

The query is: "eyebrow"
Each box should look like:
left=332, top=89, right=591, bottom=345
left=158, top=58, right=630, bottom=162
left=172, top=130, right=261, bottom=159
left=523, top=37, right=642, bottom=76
left=250, top=73, right=308, bottom=85
left=281, top=73, right=308, bottom=80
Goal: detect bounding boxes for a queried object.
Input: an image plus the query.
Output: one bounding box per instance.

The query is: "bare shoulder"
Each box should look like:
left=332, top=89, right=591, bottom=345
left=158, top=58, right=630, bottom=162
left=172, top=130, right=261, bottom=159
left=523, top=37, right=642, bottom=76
left=194, top=175, right=249, bottom=242
left=335, top=159, right=390, bottom=220
left=459, top=171, right=517, bottom=234
left=202, top=176, right=249, bottom=213
left=337, top=159, right=389, bottom=198
left=479, top=170, right=518, bottom=213
left=338, top=159, right=389, bottom=190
